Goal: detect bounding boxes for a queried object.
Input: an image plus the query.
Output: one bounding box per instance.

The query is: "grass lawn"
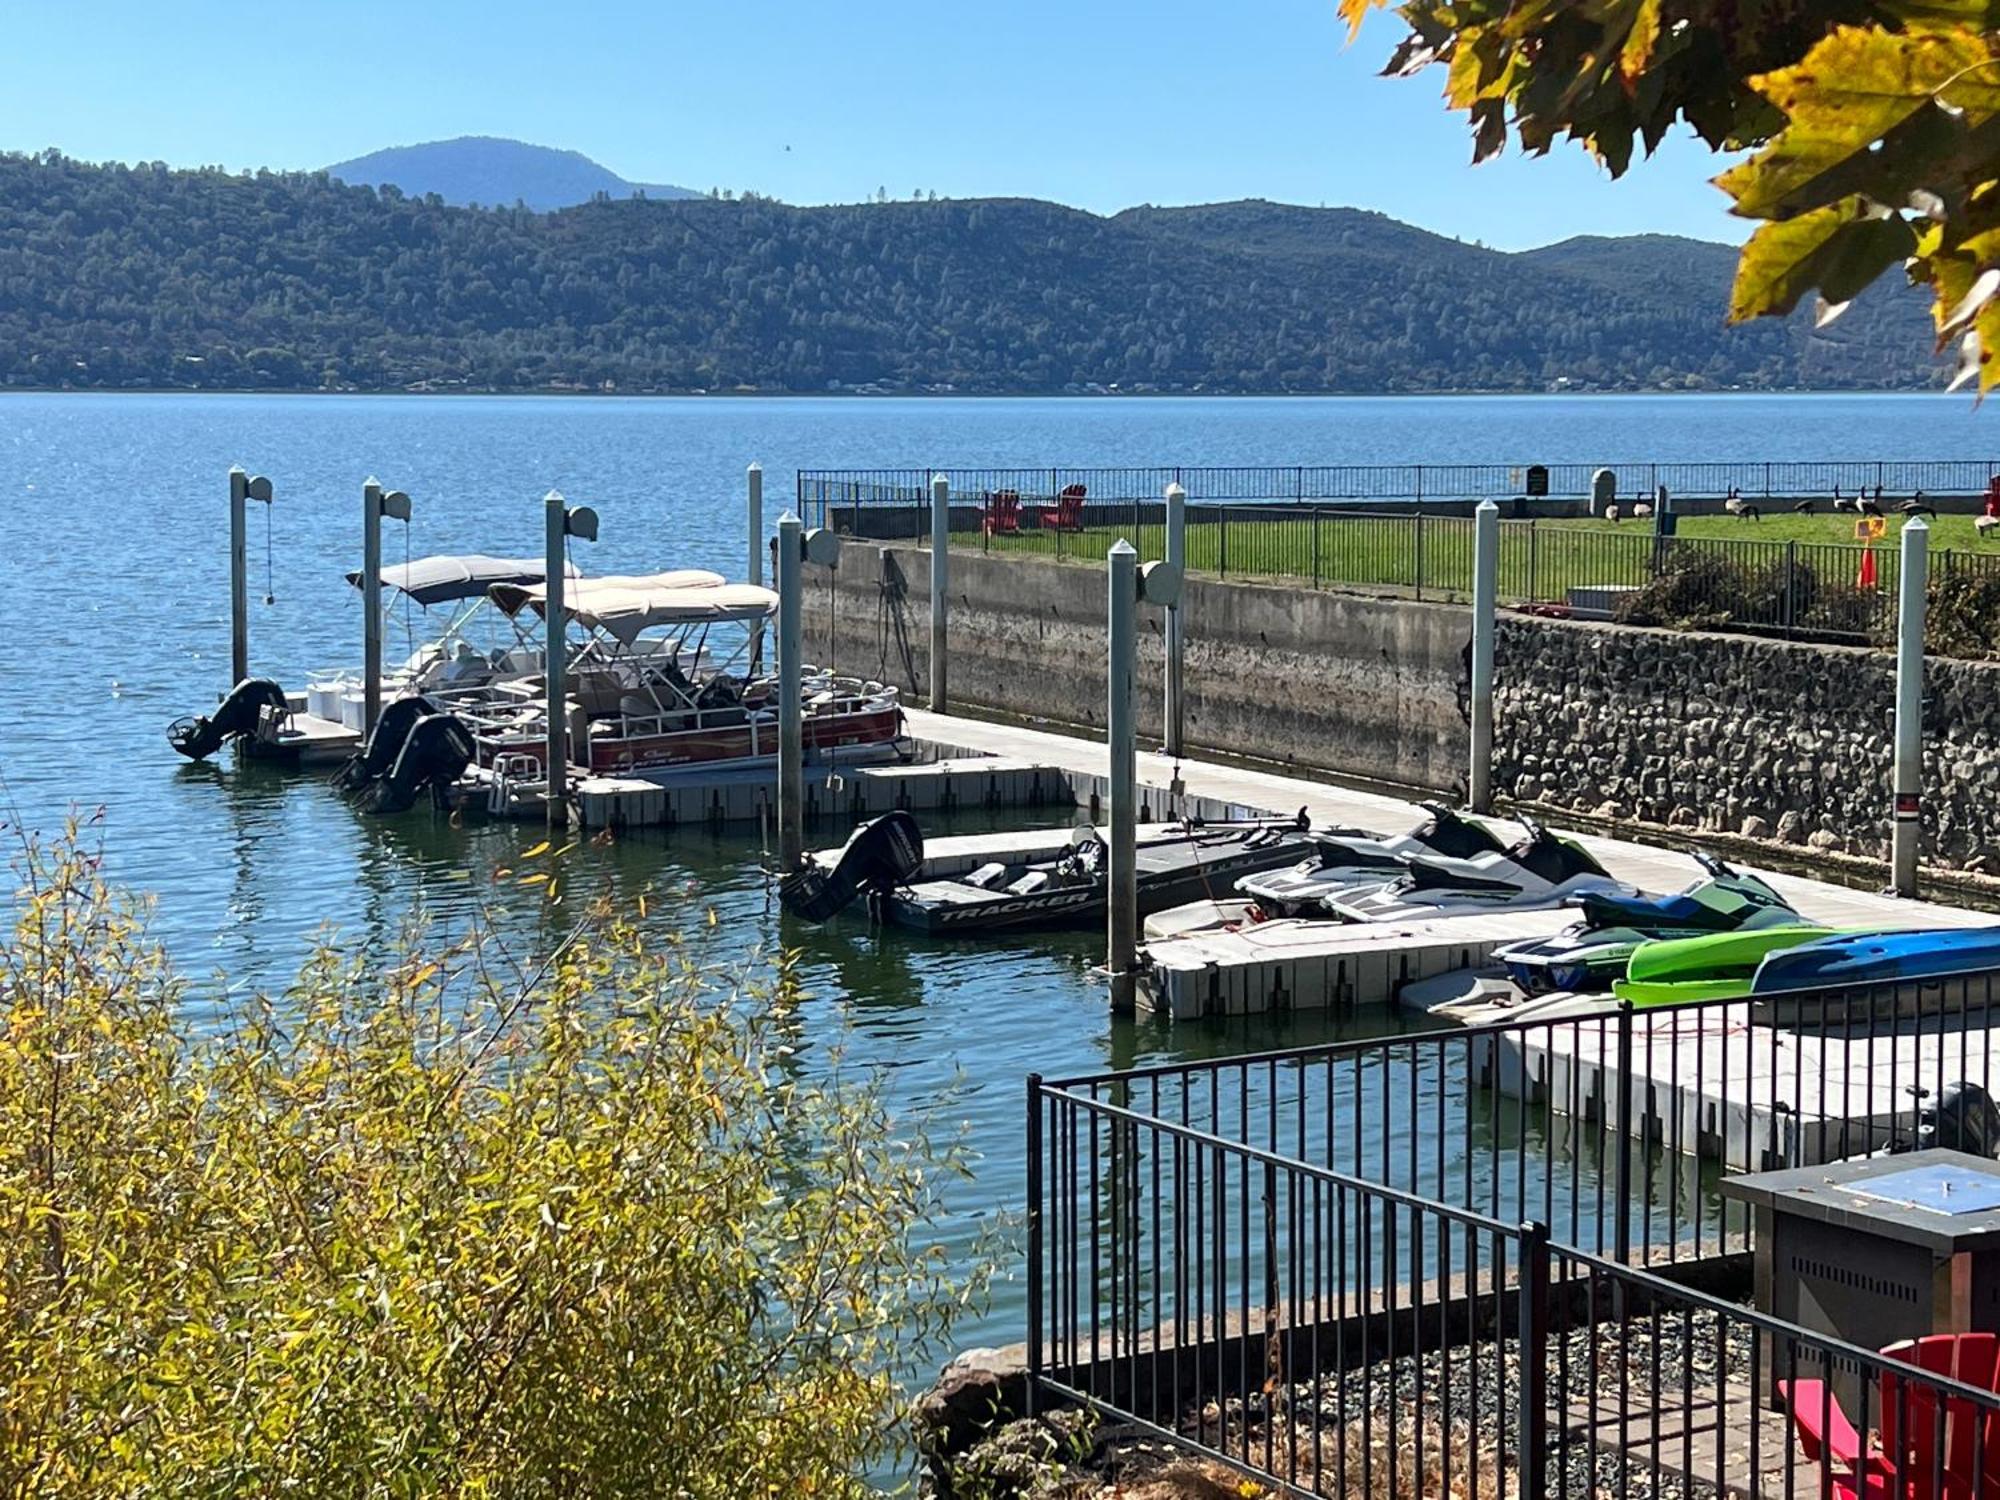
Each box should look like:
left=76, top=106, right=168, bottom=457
left=960, top=509, right=1996, bottom=602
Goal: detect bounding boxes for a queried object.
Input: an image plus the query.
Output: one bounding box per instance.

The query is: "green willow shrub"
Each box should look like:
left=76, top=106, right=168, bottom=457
left=0, top=828, right=982, bottom=1497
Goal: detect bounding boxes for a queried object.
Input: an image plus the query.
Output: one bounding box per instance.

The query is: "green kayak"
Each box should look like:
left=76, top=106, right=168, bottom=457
left=1612, top=925, right=1837, bottom=1008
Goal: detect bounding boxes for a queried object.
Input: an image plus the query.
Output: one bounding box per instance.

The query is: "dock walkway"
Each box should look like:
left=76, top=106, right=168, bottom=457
left=902, top=708, right=1997, bottom=1016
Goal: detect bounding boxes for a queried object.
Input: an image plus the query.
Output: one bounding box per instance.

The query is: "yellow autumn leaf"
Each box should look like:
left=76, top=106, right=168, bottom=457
left=521, top=840, right=551, bottom=859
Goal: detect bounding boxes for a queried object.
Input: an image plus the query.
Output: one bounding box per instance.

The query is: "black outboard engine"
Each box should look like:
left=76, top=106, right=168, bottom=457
left=167, top=678, right=290, bottom=761
left=778, top=811, right=924, bottom=923
left=331, top=695, right=437, bottom=800
left=1907, top=1082, right=2000, bottom=1159
left=355, top=713, right=476, bottom=815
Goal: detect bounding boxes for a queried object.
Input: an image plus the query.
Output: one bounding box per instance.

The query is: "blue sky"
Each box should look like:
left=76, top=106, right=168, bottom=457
left=3, top=0, right=1742, bottom=251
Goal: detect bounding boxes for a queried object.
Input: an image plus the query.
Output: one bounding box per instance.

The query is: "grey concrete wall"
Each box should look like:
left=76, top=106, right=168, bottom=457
left=821, top=542, right=1468, bottom=793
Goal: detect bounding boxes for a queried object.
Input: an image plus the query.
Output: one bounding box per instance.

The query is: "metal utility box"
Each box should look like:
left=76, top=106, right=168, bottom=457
left=1723, top=1150, right=2000, bottom=1412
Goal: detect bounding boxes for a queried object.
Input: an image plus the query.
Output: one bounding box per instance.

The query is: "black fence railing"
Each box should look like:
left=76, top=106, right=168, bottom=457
left=1028, top=973, right=2000, bottom=1494
left=796, top=468, right=2000, bottom=644
left=799, top=460, right=2000, bottom=520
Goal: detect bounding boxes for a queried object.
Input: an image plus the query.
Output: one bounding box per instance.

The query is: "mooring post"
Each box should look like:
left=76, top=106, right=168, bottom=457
left=229, top=467, right=249, bottom=684
left=360, top=477, right=410, bottom=739
left=1892, top=516, right=1930, bottom=896
left=542, top=490, right=599, bottom=829
left=227, top=466, right=273, bottom=685
left=778, top=510, right=806, bottom=867
left=1163, top=482, right=1186, bottom=756
left=1469, top=499, right=1499, bottom=813
left=772, top=515, right=843, bottom=869
left=1107, top=540, right=1182, bottom=1013
left=747, top=461, right=765, bottom=672
left=930, top=473, right=949, bottom=712
left=1108, top=540, right=1139, bottom=1012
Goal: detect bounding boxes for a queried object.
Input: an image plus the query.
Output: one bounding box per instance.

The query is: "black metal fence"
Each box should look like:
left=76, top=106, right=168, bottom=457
left=1028, top=972, right=2000, bottom=1494
left=801, top=466, right=2000, bottom=642
left=799, top=460, right=2000, bottom=518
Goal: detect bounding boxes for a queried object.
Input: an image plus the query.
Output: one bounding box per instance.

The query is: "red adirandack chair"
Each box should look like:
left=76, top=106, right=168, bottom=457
left=1784, top=1333, right=2000, bottom=1499
left=1043, top=484, right=1087, bottom=532
left=983, top=490, right=1021, bottom=536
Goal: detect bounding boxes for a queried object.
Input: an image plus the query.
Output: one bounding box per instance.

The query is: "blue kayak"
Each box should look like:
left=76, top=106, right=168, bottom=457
left=1754, top=926, right=2000, bottom=991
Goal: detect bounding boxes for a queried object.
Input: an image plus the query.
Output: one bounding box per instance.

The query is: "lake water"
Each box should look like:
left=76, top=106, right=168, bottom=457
left=3, top=389, right=1996, bottom=1386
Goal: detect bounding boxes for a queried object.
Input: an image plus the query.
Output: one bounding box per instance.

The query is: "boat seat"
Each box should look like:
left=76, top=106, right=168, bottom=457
left=965, top=863, right=1013, bottom=890
left=1008, top=871, right=1052, bottom=896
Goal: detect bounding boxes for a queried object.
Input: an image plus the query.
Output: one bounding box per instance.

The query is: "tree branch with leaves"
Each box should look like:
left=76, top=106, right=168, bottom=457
left=1343, top=0, right=2000, bottom=389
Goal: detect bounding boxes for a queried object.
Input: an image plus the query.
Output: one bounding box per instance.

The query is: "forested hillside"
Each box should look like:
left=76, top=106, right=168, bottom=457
left=0, top=152, right=1945, bottom=394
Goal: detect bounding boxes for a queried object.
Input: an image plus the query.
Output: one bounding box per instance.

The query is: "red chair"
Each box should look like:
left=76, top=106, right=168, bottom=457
left=1784, top=1333, right=2000, bottom=1499
left=1043, top=484, right=1087, bottom=532
left=983, top=490, right=1021, bottom=536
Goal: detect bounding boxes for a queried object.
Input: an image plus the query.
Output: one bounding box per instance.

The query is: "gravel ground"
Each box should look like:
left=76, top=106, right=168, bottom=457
left=944, top=1307, right=1772, bottom=1498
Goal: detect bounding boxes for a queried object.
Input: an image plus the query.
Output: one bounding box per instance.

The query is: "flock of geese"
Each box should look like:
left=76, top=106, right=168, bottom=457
left=1602, top=484, right=2000, bottom=536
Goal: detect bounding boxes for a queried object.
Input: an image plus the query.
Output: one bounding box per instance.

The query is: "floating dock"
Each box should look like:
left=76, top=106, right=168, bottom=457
left=565, top=755, right=1073, bottom=832
left=883, top=709, right=2000, bottom=1021
left=1484, top=990, right=2000, bottom=1171
left=1141, top=909, right=1573, bottom=1020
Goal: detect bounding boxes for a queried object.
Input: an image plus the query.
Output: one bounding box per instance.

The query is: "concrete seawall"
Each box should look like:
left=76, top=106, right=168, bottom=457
left=820, top=543, right=1468, bottom=793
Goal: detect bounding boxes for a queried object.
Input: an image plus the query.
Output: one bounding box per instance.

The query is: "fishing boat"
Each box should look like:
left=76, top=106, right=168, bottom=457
left=781, top=811, right=1316, bottom=935
left=1493, top=854, right=1796, bottom=996
left=458, top=572, right=903, bottom=784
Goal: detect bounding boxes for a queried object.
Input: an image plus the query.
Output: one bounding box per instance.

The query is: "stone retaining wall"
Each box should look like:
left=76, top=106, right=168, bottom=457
left=1495, top=618, right=2000, bottom=867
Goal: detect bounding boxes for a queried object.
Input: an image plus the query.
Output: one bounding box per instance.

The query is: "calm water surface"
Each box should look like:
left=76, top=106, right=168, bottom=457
left=2, top=390, right=1994, bottom=1369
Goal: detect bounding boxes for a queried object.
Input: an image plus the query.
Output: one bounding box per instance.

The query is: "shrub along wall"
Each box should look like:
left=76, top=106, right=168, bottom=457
left=819, top=544, right=2000, bottom=870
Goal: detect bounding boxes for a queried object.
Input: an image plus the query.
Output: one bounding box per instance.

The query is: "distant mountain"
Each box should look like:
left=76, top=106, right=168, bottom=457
left=324, top=136, right=698, bottom=211
left=0, top=153, right=1947, bottom=394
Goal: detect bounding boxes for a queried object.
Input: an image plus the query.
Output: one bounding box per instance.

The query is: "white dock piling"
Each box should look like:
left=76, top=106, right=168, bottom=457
left=1163, top=482, right=1186, bottom=757
left=1469, top=498, right=1499, bottom=813
left=930, top=473, right=949, bottom=712
left=1892, top=516, right=1930, bottom=896
left=1107, top=544, right=1183, bottom=1013
left=543, top=491, right=598, bottom=829
left=778, top=511, right=805, bottom=867
left=360, top=478, right=410, bottom=737
left=227, top=466, right=271, bottom=685
left=1108, top=540, right=1139, bottom=1012
left=747, top=461, right=765, bottom=671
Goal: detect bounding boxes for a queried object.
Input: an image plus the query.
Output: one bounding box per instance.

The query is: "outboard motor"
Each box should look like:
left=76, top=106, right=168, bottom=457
left=778, top=811, right=924, bottom=923
left=331, top=695, right=437, bottom=799
left=1907, top=1082, right=2000, bottom=1159
left=355, top=712, right=475, bottom=815
left=167, top=678, right=290, bottom=761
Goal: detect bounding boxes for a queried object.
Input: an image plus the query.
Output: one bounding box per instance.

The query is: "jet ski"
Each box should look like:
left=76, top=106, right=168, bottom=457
left=1233, top=802, right=1511, bottom=917
left=1321, top=818, right=1628, bottom=924
left=1611, top=925, right=1837, bottom=1007
left=1752, top=926, right=2000, bottom=992
left=1492, top=854, right=1796, bottom=996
